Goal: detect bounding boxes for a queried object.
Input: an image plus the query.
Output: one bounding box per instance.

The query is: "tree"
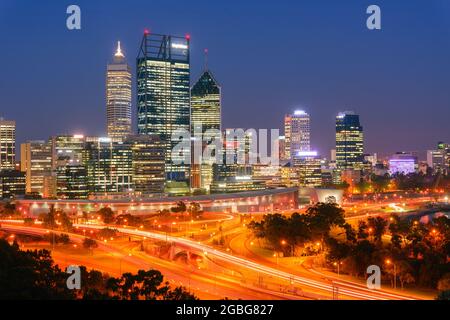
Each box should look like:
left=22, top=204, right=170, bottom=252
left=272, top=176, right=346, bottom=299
left=367, top=216, right=388, bottom=244
left=83, top=238, right=98, bottom=250
left=326, top=237, right=351, bottom=263
left=0, top=202, right=17, bottom=216
left=437, top=273, right=450, bottom=291
left=355, top=180, right=371, bottom=194
left=436, top=290, right=450, bottom=300
left=59, top=211, right=73, bottom=231
left=98, top=207, right=115, bottom=224
left=41, top=206, right=72, bottom=231
left=0, top=239, right=197, bottom=300
left=306, top=202, right=346, bottom=243
left=98, top=228, right=118, bottom=239
left=0, top=239, right=75, bottom=299
left=247, top=220, right=265, bottom=239
left=107, top=269, right=196, bottom=300
left=357, top=221, right=369, bottom=240
left=171, top=201, right=186, bottom=214
left=42, top=205, right=57, bottom=229
left=371, top=174, right=390, bottom=192
left=188, top=202, right=203, bottom=219
left=59, top=233, right=70, bottom=245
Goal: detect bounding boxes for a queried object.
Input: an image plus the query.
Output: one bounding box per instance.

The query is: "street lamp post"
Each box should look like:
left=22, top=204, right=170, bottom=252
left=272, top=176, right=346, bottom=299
left=386, top=259, right=397, bottom=289
left=333, top=261, right=341, bottom=276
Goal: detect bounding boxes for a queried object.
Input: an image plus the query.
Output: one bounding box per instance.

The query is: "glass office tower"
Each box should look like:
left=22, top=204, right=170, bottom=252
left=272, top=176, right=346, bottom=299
left=0, top=118, right=16, bottom=171
left=106, top=41, right=132, bottom=140
left=137, top=32, right=190, bottom=182
left=191, top=69, right=221, bottom=190
left=335, top=111, right=364, bottom=171
left=191, top=70, right=221, bottom=134
left=284, top=110, right=310, bottom=160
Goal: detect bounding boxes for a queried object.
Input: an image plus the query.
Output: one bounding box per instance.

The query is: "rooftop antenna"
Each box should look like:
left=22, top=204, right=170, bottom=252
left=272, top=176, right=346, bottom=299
left=115, top=41, right=124, bottom=58
left=204, top=48, right=208, bottom=70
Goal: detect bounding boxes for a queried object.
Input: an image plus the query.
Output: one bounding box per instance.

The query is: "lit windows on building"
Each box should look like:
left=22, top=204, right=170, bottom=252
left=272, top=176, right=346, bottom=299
left=20, top=140, right=53, bottom=196
left=125, top=135, right=165, bottom=195
left=0, top=170, right=25, bottom=199
left=0, top=118, right=16, bottom=171
left=137, top=33, right=191, bottom=182
left=191, top=70, right=221, bottom=134
left=83, top=138, right=133, bottom=194
left=191, top=69, right=221, bottom=191
left=284, top=110, right=310, bottom=160
left=335, top=111, right=364, bottom=171
left=389, top=153, right=417, bottom=175
left=106, top=41, right=132, bottom=140
left=292, top=151, right=322, bottom=187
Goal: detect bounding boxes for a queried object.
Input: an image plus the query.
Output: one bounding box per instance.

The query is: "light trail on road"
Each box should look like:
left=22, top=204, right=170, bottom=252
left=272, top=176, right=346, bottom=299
left=74, top=223, right=417, bottom=300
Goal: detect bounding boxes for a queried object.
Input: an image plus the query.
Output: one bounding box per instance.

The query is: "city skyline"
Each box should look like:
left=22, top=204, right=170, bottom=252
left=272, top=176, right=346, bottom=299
left=1, top=1, right=450, bottom=304
left=1, top=1, right=449, bottom=159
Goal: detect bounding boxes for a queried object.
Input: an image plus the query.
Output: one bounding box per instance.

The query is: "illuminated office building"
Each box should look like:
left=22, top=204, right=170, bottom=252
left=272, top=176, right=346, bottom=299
left=191, top=69, right=221, bottom=134
left=292, top=151, right=322, bottom=187
left=335, top=111, right=364, bottom=171
left=278, top=136, right=286, bottom=161
left=137, top=32, right=191, bottom=182
left=191, top=68, right=221, bottom=190
left=428, top=142, right=449, bottom=175
left=284, top=110, right=310, bottom=159
left=51, top=135, right=88, bottom=199
left=211, top=130, right=261, bottom=193
left=125, top=135, right=165, bottom=195
left=20, top=140, right=53, bottom=196
left=0, top=170, right=25, bottom=199
left=0, top=118, right=16, bottom=171
left=106, top=41, right=132, bottom=140
left=83, top=138, right=133, bottom=194
left=56, top=165, right=88, bottom=199
left=389, top=152, right=417, bottom=175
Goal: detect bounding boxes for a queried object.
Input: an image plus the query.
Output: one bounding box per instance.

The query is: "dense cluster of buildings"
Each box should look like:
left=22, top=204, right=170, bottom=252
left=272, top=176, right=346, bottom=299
left=1, top=32, right=449, bottom=201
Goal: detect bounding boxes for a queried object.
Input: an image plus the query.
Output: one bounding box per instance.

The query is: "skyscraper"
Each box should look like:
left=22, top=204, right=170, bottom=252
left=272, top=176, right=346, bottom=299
left=51, top=135, right=87, bottom=199
left=284, top=110, right=310, bottom=160
left=335, top=111, right=364, bottom=171
left=0, top=118, right=16, bottom=171
left=191, top=69, right=221, bottom=134
left=191, top=65, right=221, bottom=190
left=106, top=41, right=132, bottom=140
left=292, top=151, right=322, bottom=187
left=83, top=137, right=133, bottom=194
left=137, top=32, right=191, bottom=182
left=20, top=140, right=53, bottom=196
left=124, top=135, right=165, bottom=195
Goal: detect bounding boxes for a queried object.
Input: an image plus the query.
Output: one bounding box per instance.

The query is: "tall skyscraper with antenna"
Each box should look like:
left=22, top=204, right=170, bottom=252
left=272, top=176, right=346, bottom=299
left=191, top=49, right=221, bottom=135
left=137, top=32, right=191, bottom=182
left=106, top=41, right=132, bottom=140
left=190, top=49, right=221, bottom=189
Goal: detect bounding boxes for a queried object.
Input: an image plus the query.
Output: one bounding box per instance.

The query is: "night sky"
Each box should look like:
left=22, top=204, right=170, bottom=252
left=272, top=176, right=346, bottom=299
left=1, top=0, right=449, bottom=159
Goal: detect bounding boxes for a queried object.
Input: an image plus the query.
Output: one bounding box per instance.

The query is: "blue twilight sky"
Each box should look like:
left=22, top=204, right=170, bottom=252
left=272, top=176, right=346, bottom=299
left=0, top=0, right=449, bottom=159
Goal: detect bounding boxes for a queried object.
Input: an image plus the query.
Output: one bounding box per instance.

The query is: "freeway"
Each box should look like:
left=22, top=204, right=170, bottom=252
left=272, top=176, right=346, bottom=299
left=73, top=223, right=418, bottom=300
left=0, top=224, right=298, bottom=300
